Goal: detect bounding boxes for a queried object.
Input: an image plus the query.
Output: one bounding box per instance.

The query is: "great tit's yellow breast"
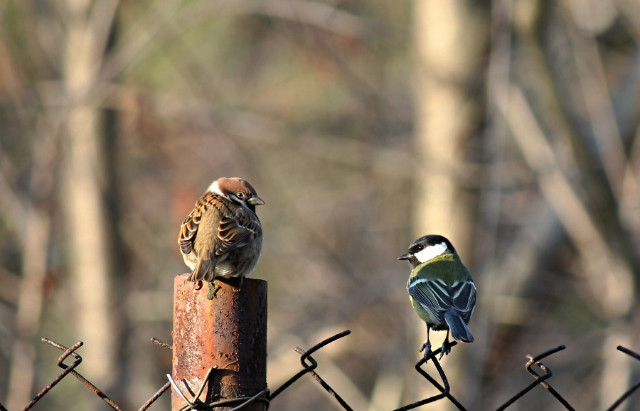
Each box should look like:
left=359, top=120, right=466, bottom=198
left=410, top=295, right=448, bottom=329
left=411, top=254, right=471, bottom=283
left=410, top=295, right=430, bottom=320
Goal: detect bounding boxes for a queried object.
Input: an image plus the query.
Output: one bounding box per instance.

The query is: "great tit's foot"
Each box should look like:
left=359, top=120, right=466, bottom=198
left=207, top=281, right=222, bottom=300
left=438, top=339, right=453, bottom=360
left=420, top=341, right=432, bottom=360
left=194, top=280, right=203, bottom=290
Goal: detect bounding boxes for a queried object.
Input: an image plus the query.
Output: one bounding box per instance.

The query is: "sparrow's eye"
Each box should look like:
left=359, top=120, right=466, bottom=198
left=236, top=191, right=246, bottom=199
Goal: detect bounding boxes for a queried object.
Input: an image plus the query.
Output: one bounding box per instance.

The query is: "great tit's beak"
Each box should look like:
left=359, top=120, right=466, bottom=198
left=249, top=196, right=265, bottom=206
left=397, top=253, right=410, bottom=261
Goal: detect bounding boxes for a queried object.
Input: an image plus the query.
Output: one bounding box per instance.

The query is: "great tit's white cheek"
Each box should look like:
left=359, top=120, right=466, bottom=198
left=414, top=242, right=448, bottom=263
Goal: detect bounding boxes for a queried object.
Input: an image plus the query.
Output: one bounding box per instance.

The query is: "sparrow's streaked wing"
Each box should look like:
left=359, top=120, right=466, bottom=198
left=179, top=208, right=200, bottom=256
left=217, top=207, right=262, bottom=256
left=178, top=193, right=220, bottom=256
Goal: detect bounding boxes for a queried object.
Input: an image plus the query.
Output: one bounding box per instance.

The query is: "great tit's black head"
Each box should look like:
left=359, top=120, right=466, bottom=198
left=398, top=234, right=456, bottom=268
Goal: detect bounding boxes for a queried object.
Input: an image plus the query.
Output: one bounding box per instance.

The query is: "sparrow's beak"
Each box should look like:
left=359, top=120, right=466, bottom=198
left=249, top=196, right=265, bottom=206
left=397, top=253, right=410, bottom=261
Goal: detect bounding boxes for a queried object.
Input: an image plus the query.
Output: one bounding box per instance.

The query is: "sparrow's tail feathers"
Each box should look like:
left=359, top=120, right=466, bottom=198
left=189, top=258, right=215, bottom=282
left=444, top=310, right=474, bottom=343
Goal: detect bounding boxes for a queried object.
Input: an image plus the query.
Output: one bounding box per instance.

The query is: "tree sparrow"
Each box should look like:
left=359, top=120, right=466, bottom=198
left=179, top=177, right=264, bottom=282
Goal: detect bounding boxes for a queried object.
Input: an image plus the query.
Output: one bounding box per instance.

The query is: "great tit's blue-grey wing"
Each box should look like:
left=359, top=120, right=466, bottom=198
left=408, top=278, right=477, bottom=325
left=450, top=280, right=477, bottom=323
left=407, top=278, right=448, bottom=324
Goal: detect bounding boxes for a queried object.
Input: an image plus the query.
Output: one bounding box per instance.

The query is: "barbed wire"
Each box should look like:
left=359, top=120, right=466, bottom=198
left=2, top=331, right=640, bottom=411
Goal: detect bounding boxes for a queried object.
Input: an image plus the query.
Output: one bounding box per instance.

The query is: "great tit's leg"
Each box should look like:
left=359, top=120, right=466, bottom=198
left=439, top=330, right=452, bottom=359
left=420, top=326, right=432, bottom=359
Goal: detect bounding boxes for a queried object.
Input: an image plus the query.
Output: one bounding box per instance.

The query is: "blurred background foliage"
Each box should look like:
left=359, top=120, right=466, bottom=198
left=1, top=0, right=640, bottom=410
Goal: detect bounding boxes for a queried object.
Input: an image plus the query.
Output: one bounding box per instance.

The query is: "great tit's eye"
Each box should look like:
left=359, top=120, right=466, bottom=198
left=413, top=244, right=424, bottom=253
left=236, top=191, right=246, bottom=199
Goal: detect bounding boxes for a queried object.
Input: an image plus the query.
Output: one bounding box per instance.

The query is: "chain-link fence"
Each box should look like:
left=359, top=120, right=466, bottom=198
left=4, top=330, right=640, bottom=411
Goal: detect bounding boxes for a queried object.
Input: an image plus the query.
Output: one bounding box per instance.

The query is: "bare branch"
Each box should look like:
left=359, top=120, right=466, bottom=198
left=496, top=83, right=634, bottom=319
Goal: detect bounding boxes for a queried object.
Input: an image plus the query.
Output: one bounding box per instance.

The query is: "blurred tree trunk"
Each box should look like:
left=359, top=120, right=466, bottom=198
left=412, top=0, right=488, bottom=405
left=6, top=209, right=51, bottom=409
left=413, top=1, right=487, bottom=258
left=61, top=0, right=119, bottom=395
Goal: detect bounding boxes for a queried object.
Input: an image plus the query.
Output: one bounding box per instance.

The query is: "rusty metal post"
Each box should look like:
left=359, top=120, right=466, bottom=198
left=172, top=274, right=267, bottom=410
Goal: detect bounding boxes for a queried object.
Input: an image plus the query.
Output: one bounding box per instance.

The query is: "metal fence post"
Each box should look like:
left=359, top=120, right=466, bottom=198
left=172, top=274, right=267, bottom=410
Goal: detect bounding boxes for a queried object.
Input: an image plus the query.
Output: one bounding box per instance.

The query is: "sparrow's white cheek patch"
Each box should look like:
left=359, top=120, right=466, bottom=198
left=415, top=242, right=448, bottom=263
left=208, top=180, right=224, bottom=197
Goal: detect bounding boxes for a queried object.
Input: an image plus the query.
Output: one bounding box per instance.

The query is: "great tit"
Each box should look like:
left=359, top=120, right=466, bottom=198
left=398, top=234, right=476, bottom=358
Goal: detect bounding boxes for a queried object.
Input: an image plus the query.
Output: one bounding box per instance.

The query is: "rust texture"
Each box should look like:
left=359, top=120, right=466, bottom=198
left=172, top=274, right=267, bottom=410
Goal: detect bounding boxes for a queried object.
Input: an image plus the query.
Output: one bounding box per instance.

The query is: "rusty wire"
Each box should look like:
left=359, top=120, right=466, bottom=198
left=138, top=382, right=171, bottom=411
left=5, top=334, right=640, bottom=410
left=605, top=346, right=640, bottom=411
left=268, top=334, right=640, bottom=411
left=294, top=335, right=354, bottom=411
left=168, top=367, right=270, bottom=411
left=150, top=337, right=172, bottom=350
left=23, top=339, right=86, bottom=411
left=41, top=338, right=124, bottom=411
left=168, top=366, right=270, bottom=411
left=394, top=342, right=466, bottom=411
left=137, top=337, right=173, bottom=411
left=5, top=337, right=174, bottom=411
left=496, top=345, right=569, bottom=411
left=268, top=329, right=352, bottom=402
left=524, top=346, right=573, bottom=410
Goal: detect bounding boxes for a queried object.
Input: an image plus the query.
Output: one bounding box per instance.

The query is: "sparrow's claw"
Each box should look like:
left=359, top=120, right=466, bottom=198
left=207, top=281, right=222, bottom=300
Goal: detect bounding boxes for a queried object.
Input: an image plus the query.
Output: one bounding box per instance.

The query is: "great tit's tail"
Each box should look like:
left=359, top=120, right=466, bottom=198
left=444, top=309, right=474, bottom=343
